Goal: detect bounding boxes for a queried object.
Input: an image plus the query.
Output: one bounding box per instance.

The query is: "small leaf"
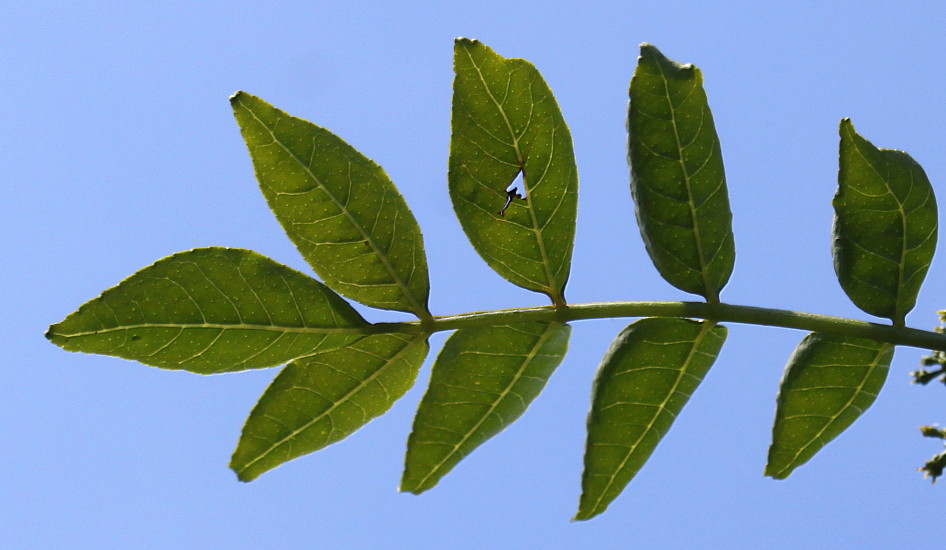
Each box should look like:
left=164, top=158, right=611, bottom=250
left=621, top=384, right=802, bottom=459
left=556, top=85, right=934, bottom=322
left=46, top=248, right=367, bottom=374
left=401, top=322, right=570, bottom=493
left=231, top=92, right=431, bottom=318
left=576, top=317, right=726, bottom=521
left=448, top=39, right=578, bottom=306
left=628, top=44, right=735, bottom=302
left=835, top=118, right=937, bottom=323
left=766, top=332, right=894, bottom=479
left=231, top=332, right=429, bottom=481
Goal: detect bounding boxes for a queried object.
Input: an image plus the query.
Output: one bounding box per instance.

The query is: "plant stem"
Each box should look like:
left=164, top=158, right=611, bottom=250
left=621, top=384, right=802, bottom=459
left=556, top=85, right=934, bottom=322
left=365, top=301, right=946, bottom=352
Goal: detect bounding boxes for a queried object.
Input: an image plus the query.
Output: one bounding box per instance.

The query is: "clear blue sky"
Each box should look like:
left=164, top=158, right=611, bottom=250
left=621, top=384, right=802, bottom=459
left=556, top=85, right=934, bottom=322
left=5, top=1, right=945, bottom=548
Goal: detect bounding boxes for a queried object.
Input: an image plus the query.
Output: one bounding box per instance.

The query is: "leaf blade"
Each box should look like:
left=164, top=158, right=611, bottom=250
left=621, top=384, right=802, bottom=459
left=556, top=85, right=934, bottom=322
left=576, top=317, right=726, bottom=521
left=400, top=322, right=570, bottom=493
left=834, top=118, right=938, bottom=323
left=766, top=332, right=893, bottom=479
left=628, top=44, right=735, bottom=301
left=46, top=247, right=367, bottom=374
left=232, top=332, right=429, bottom=481
left=231, top=92, right=431, bottom=318
left=448, top=39, right=578, bottom=305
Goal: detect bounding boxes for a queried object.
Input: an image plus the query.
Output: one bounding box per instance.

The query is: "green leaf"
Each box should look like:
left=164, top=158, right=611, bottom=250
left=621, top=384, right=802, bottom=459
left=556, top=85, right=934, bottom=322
left=401, top=322, right=570, bottom=493
left=766, top=332, right=893, bottom=479
left=231, top=332, right=429, bottom=481
left=46, top=247, right=367, bottom=374
left=448, top=39, right=578, bottom=306
left=835, top=118, right=937, bottom=323
left=628, top=44, right=735, bottom=302
left=231, top=92, right=431, bottom=318
left=576, top=317, right=726, bottom=521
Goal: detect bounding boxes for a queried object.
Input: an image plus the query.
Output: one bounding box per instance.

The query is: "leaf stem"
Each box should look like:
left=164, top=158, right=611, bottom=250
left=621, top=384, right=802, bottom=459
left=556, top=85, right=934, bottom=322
left=364, top=301, right=946, bottom=352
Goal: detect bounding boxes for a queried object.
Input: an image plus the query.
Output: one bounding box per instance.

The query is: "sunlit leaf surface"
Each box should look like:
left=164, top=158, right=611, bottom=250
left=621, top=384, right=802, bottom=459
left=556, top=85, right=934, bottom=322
left=232, top=333, right=429, bottom=481
left=449, top=39, right=578, bottom=305
left=46, top=248, right=366, bottom=374
left=576, top=317, right=726, bottom=520
left=628, top=44, right=735, bottom=301
left=766, top=332, right=893, bottom=479
left=232, top=92, right=431, bottom=317
left=834, top=118, right=937, bottom=323
left=401, top=322, right=570, bottom=493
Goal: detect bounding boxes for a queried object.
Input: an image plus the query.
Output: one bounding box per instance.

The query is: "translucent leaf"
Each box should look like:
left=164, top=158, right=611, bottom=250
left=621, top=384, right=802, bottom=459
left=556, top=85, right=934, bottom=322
left=766, top=332, right=893, bottom=479
left=576, top=317, right=726, bottom=520
left=834, top=118, right=937, bottom=323
left=46, top=248, right=366, bottom=374
left=232, top=92, right=431, bottom=318
left=401, top=322, right=570, bottom=493
left=448, top=39, right=578, bottom=306
left=231, top=332, right=429, bottom=481
left=628, top=44, right=735, bottom=301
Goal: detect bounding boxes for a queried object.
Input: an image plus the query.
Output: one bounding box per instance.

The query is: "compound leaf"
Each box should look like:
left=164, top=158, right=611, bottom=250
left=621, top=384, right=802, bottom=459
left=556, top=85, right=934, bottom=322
left=766, top=332, right=893, bottom=479
left=576, top=317, right=726, bottom=520
left=232, top=332, right=429, bottom=481
left=401, top=322, right=570, bottom=493
left=449, top=39, right=578, bottom=306
left=46, top=248, right=367, bottom=374
left=628, top=44, right=735, bottom=301
left=834, top=118, right=937, bottom=323
left=232, top=92, right=431, bottom=318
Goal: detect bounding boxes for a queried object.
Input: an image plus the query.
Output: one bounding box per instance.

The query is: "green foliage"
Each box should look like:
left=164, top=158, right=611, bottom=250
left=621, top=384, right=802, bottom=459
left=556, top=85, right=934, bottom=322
left=766, top=333, right=893, bottom=479
left=576, top=318, right=726, bottom=520
left=46, top=248, right=367, bottom=374
left=628, top=44, right=735, bottom=302
left=47, top=40, right=946, bottom=520
left=401, top=322, right=569, bottom=493
left=448, top=39, right=578, bottom=306
left=232, top=332, right=429, bottom=481
left=834, top=119, right=937, bottom=324
left=232, top=92, right=431, bottom=319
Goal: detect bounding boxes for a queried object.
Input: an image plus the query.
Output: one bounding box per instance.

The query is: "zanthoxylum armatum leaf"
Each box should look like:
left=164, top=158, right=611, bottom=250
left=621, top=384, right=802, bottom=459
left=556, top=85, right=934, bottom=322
left=232, top=332, right=429, bottom=481
left=834, top=118, right=937, bottom=324
left=766, top=332, right=893, bottom=479
left=576, top=317, right=726, bottom=520
left=401, top=322, right=570, bottom=493
left=628, top=44, right=735, bottom=303
left=44, top=39, right=946, bottom=522
left=46, top=248, right=367, bottom=374
left=232, top=92, right=432, bottom=319
left=448, top=39, right=578, bottom=307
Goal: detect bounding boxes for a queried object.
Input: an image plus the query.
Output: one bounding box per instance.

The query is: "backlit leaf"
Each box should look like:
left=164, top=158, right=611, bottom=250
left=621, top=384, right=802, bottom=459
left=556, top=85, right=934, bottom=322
left=628, top=44, right=735, bottom=301
left=576, top=317, right=726, bottom=520
left=401, top=322, right=570, bottom=493
left=834, top=118, right=937, bottom=323
left=448, top=39, right=578, bottom=306
left=232, top=92, right=431, bottom=318
left=766, top=332, right=893, bottom=479
left=232, top=332, right=429, bottom=481
left=46, top=248, right=366, bottom=374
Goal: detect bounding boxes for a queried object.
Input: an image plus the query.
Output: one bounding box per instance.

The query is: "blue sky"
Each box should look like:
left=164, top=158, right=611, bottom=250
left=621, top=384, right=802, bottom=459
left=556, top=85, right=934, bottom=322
left=5, top=1, right=946, bottom=548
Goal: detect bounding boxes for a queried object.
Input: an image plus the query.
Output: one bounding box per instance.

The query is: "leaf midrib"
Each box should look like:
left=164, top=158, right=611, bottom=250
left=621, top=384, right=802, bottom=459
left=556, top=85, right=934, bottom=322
left=237, top=99, right=429, bottom=320
left=653, top=62, right=717, bottom=302
left=52, top=322, right=366, bottom=338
